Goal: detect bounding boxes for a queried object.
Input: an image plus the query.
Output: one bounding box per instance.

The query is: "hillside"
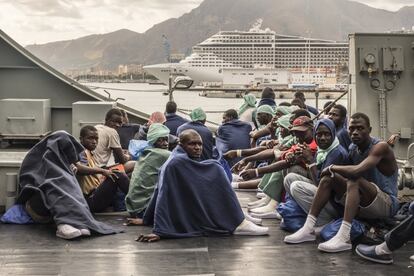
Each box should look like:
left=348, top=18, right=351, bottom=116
left=25, top=0, right=414, bottom=71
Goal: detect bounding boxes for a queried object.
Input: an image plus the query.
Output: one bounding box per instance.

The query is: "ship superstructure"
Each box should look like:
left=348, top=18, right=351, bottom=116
left=144, top=20, right=348, bottom=85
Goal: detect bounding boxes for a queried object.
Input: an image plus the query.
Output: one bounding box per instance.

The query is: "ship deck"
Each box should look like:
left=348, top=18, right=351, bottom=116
left=0, top=191, right=413, bottom=275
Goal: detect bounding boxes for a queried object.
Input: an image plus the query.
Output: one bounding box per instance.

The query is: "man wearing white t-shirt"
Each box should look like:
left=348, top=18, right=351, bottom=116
left=94, top=108, right=135, bottom=173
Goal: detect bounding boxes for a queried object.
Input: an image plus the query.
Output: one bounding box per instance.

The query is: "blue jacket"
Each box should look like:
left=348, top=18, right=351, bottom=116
left=165, top=113, right=189, bottom=136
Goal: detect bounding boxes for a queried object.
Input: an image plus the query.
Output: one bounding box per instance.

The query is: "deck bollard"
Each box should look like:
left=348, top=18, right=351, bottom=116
left=6, top=173, right=18, bottom=210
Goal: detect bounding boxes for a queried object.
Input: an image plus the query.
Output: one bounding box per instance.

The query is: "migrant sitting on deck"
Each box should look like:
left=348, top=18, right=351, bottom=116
left=93, top=108, right=135, bottom=173
left=125, top=123, right=171, bottom=224
left=76, top=125, right=130, bottom=213
left=285, top=113, right=399, bottom=253
left=134, top=129, right=269, bottom=242
left=17, top=131, right=121, bottom=240
left=176, top=107, right=214, bottom=160
left=283, top=118, right=349, bottom=226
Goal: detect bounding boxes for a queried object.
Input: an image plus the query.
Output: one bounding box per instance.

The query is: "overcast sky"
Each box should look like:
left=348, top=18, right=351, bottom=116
left=0, top=0, right=412, bottom=46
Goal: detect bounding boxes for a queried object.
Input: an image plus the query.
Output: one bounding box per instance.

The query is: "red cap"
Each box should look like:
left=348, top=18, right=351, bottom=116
left=290, top=116, right=313, bottom=132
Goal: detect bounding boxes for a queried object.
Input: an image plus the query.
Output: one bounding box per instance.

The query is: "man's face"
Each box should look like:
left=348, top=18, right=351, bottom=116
left=292, top=128, right=313, bottom=143
left=315, top=124, right=333, bottom=150
left=348, top=118, right=371, bottom=146
left=181, top=134, right=203, bottom=159
left=257, top=113, right=272, bottom=125
left=80, top=130, right=98, bottom=151
left=154, top=137, right=169, bottom=150
left=328, top=108, right=344, bottom=128
left=106, top=114, right=123, bottom=130
left=222, top=114, right=231, bottom=124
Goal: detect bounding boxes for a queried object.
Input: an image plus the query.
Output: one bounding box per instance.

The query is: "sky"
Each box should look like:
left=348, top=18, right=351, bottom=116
left=0, top=0, right=413, bottom=46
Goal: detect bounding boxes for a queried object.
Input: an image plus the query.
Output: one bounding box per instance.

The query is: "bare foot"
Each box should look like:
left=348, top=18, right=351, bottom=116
left=135, top=233, right=161, bottom=243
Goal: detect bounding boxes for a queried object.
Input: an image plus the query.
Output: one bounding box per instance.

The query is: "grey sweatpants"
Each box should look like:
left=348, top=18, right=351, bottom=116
left=283, top=172, right=339, bottom=226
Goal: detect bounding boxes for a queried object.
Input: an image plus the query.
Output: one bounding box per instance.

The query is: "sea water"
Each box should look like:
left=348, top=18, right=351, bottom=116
left=85, top=82, right=347, bottom=124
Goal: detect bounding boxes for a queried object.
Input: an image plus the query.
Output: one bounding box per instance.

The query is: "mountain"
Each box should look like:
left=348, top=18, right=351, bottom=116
left=25, top=0, right=414, bottom=71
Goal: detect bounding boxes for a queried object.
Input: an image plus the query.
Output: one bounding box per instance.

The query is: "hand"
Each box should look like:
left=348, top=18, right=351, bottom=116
left=266, top=140, right=278, bottom=149
left=320, top=165, right=334, bottom=178
left=224, top=150, right=237, bottom=160
left=249, top=131, right=257, bottom=138
left=101, top=169, right=119, bottom=182
left=70, top=164, right=78, bottom=174
left=135, top=233, right=161, bottom=243
left=285, top=152, right=296, bottom=165
left=296, top=144, right=313, bottom=163
left=124, top=217, right=143, bottom=226
left=232, top=159, right=246, bottom=173
left=240, top=169, right=256, bottom=180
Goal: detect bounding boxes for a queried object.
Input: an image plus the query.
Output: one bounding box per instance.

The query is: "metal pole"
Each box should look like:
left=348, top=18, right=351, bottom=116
left=6, top=173, right=17, bottom=210
left=168, top=74, right=174, bottom=102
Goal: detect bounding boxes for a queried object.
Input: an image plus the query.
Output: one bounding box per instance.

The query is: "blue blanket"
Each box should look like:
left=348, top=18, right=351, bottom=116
left=165, top=113, right=189, bottom=136
left=215, top=119, right=252, bottom=167
left=17, top=131, right=120, bottom=234
left=143, top=145, right=244, bottom=238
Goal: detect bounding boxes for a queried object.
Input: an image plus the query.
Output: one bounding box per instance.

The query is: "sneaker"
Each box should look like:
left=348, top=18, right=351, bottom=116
left=244, top=212, right=263, bottom=225
left=231, top=182, right=239, bottom=189
left=249, top=210, right=282, bottom=219
left=284, top=229, right=316, bottom=244
left=317, top=236, right=352, bottom=253
left=56, top=224, right=82, bottom=240
left=232, top=174, right=243, bottom=182
left=80, top=228, right=91, bottom=236
left=256, top=192, right=266, bottom=199
left=233, top=220, right=269, bottom=236
left=355, top=244, right=393, bottom=264
left=247, top=196, right=270, bottom=209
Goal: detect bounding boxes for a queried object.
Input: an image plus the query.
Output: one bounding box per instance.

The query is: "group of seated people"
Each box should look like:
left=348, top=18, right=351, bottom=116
left=7, top=87, right=412, bottom=264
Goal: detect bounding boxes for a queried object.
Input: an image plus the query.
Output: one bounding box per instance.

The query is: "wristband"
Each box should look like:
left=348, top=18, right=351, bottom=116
left=307, top=163, right=316, bottom=169
left=236, top=149, right=242, bottom=158
left=255, top=169, right=260, bottom=178
left=328, top=165, right=335, bottom=178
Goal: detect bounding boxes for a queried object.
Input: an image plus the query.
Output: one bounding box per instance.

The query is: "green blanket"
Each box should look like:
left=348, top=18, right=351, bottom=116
left=125, top=148, right=170, bottom=215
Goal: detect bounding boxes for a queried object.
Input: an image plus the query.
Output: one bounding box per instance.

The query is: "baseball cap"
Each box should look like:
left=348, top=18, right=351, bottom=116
left=290, top=116, right=313, bottom=132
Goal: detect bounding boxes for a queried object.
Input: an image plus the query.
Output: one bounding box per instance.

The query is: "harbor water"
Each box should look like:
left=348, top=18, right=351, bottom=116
left=86, top=82, right=347, bottom=124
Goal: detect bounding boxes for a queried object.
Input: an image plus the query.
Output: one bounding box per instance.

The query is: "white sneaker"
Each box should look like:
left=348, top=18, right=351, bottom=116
left=232, top=174, right=243, bottom=182
left=249, top=199, right=277, bottom=214
left=244, top=212, right=263, bottom=225
left=233, top=220, right=269, bottom=236
left=256, top=192, right=266, bottom=199
left=284, top=228, right=316, bottom=244
left=56, top=224, right=82, bottom=240
left=231, top=182, right=239, bottom=189
left=80, top=228, right=91, bottom=236
left=247, top=196, right=271, bottom=209
left=250, top=210, right=282, bottom=219
left=317, top=236, right=352, bottom=253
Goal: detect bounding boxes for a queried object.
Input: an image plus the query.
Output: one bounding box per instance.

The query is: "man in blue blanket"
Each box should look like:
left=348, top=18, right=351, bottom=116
left=136, top=129, right=269, bottom=242
left=216, top=109, right=252, bottom=167
left=177, top=107, right=213, bottom=160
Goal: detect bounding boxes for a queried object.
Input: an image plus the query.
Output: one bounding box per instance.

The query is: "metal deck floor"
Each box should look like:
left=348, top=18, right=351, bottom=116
left=0, top=191, right=413, bottom=275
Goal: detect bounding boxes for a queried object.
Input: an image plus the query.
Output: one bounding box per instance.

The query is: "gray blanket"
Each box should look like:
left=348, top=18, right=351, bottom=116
left=17, top=131, right=120, bottom=234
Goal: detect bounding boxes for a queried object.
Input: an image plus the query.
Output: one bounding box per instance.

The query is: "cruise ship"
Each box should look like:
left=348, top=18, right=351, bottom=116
left=144, top=20, right=348, bottom=86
